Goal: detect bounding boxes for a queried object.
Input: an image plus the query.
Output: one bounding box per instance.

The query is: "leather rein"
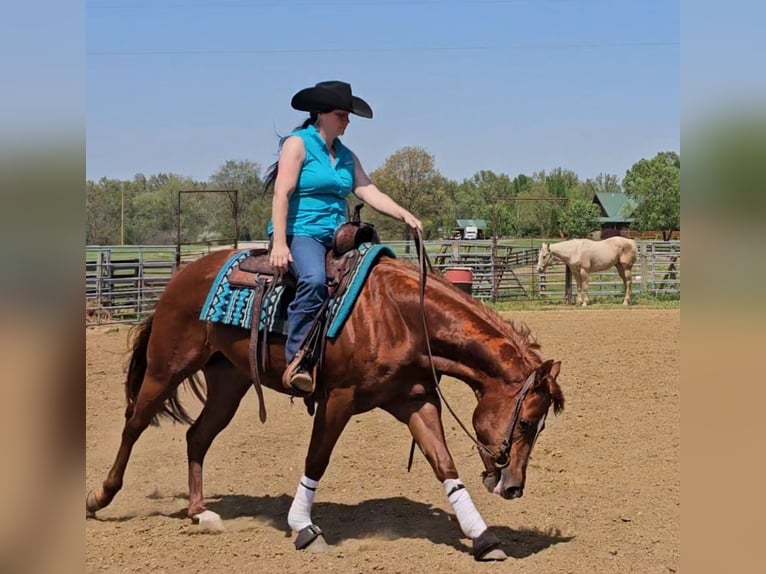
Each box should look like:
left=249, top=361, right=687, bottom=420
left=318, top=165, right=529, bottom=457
left=409, top=230, right=537, bottom=471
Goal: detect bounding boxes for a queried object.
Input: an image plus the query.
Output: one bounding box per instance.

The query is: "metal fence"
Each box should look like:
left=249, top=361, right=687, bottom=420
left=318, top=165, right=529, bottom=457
left=86, top=246, right=177, bottom=324
left=85, top=240, right=680, bottom=325
left=535, top=240, right=680, bottom=301
left=392, top=239, right=680, bottom=302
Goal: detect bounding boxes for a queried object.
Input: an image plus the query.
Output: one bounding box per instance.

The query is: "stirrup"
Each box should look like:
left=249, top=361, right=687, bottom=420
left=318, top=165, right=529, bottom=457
left=282, top=354, right=314, bottom=395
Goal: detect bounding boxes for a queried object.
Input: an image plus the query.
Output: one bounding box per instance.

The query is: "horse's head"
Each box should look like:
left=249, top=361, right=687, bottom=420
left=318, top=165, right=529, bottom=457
left=536, top=243, right=553, bottom=273
left=472, top=359, right=564, bottom=500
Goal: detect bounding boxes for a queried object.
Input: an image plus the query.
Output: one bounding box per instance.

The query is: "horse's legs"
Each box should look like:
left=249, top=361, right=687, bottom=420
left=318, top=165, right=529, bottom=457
left=386, top=397, right=457, bottom=481
left=385, top=396, right=506, bottom=561
left=88, top=370, right=191, bottom=514
left=186, top=358, right=250, bottom=527
left=286, top=390, right=354, bottom=550
left=87, top=321, right=209, bottom=516
left=570, top=268, right=584, bottom=306
left=615, top=263, right=632, bottom=305
left=578, top=269, right=590, bottom=306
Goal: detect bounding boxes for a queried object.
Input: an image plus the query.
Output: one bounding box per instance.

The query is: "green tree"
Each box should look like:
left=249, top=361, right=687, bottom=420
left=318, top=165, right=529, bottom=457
left=591, top=172, right=622, bottom=194
left=447, top=170, right=518, bottom=238
left=511, top=173, right=533, bottom=196
left=546, top=167, right=580, bottom=198
left=132, top=173, right=200, bottom=244
left=623, top=151, right=680, bottom=240
left=514, top=171, right=568, bottom=238
left=368, top=146, right=446, bottom=240
left=86, top=178, right=121, bottom=244
left=559, top=198, right=601, bottom=238
left=208, top=160, right=266, bottom=240
left=131, top=190, right=172, bottom=244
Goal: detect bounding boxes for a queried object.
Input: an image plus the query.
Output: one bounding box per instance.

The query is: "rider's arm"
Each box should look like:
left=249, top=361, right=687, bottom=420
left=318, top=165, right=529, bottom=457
left=269, top=136, right=305, bottom=271
left=352, top=154, right=422, bottom=231
left=271, top=136, right=305, bottom=246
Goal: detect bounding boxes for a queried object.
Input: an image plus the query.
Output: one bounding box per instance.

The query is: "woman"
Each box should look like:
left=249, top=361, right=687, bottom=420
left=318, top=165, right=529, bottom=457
left=265, top=81, right=422, bottom=395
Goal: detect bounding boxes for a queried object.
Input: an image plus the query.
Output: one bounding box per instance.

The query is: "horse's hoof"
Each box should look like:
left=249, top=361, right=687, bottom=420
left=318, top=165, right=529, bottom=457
left=472, top=529, right=506, bottom=561
left=194, top=510, right=225, bottom=532
left=476, top=548, right=508, bottom=562
left=295, top=524, right=327, bottom=552
left=478, top=548, right=507, bottom=561
left=86, top=490, right=99, bottom=518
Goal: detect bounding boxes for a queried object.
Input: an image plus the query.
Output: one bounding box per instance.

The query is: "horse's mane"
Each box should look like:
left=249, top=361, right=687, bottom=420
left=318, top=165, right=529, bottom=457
left=387, top=259, right=542, bottom=369
left=460, top=291, right=543, bottom=369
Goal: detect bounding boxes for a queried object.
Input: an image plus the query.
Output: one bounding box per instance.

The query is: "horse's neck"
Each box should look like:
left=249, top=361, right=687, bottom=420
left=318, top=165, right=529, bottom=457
left=551, top=240, right=579, bottom=262
left=376, top=262, right=533, bottom=391
left=425, top=301, right=528, bottom=391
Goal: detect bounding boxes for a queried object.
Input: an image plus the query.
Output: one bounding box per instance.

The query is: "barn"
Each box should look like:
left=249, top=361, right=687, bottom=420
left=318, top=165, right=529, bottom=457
left=592, top=192, right=637, bottom=236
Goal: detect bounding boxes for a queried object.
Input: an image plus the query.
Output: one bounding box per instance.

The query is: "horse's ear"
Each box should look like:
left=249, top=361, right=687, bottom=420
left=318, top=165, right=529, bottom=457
left=536, top=360, right=564, bottom=414
left=535, top=359, right=558, bottom=383
left=548, top=360, right=561, bottom=381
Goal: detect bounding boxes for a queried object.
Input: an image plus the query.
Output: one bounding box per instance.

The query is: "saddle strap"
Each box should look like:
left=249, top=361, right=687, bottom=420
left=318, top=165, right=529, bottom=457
left=260, top=278, right=281, bottom=375
left=318, top=249, right=362, bottom=373
left=295, top=296, right=331, bottom=375
left=248, top=277, right=268, bottom=423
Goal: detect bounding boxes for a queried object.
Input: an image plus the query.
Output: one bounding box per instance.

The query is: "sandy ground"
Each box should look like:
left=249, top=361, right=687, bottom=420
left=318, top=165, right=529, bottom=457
left=86, top=308, right=680, bottom=574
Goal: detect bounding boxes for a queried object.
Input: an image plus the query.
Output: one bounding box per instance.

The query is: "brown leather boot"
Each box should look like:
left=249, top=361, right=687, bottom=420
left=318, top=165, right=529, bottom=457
left=282, top=355, right=314, bottom=395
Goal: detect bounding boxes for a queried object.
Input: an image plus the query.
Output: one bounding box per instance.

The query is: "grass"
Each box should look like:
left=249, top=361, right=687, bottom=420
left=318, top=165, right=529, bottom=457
left=488, top=295, right=680, bottom=312
left=85, top=244, right=216, bottom=263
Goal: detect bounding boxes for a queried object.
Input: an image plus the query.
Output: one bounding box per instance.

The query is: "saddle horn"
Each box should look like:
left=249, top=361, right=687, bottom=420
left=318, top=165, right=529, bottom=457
left=352, top=203, right=364, bottom=224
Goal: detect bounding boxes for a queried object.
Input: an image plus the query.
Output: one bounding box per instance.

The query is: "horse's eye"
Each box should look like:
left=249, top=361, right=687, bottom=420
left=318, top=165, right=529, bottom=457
left=518, top=419, right=531, bottom=433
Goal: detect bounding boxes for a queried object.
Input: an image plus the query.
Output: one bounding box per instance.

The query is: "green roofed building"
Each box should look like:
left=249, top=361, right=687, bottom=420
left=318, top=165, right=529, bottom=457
left=592, top=192, right=637, bottom=232
left=455, top=219, right=488, bottom=230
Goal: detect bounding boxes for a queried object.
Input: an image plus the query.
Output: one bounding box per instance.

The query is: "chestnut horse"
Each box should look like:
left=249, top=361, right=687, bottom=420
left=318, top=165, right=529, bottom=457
left=86, top=249, right=564, bottom=561
left=536, top=236, right=637, bottom=306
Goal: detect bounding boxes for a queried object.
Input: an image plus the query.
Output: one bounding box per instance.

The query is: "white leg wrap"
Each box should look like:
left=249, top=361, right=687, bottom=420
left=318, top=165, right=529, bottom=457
left=288, top=475, right=319, bottom=531
left=444, top=478, right=487, bottom=539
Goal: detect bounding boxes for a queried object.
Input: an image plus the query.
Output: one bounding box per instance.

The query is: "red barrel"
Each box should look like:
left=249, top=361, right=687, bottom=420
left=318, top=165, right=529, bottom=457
left=444, top=267, right=473, bottom=295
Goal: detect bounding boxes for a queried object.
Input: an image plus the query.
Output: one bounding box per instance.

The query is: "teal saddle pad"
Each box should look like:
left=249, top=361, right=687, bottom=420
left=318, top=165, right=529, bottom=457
left=199, top=243, right=396, bottom=338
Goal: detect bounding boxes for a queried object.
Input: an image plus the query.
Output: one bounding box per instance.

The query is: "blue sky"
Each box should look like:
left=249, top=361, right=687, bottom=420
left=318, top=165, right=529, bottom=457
left=86, top=0, right=679, bottom=183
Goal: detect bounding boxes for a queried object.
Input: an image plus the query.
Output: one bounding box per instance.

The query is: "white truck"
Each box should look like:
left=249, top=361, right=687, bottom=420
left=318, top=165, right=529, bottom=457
left=463, top=225, right=479, bottom=240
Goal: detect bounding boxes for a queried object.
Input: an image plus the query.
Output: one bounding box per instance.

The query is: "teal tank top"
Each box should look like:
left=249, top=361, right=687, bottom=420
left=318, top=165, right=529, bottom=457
left=267, top=124, right=355, bottom=247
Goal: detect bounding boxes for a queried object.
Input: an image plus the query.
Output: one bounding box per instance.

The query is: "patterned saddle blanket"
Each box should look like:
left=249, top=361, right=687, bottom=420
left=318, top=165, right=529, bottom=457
left=198, top=243, right=396, bottom=339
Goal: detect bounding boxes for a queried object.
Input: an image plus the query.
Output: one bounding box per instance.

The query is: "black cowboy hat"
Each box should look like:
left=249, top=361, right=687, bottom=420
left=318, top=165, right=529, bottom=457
left=291, top=81, right=373, bottom=119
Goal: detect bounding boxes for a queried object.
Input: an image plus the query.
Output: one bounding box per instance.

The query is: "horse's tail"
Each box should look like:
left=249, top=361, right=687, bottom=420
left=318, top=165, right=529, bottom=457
left=125, top=314, right=206, bottom=426
left=626, top=237, right=638, bottom=262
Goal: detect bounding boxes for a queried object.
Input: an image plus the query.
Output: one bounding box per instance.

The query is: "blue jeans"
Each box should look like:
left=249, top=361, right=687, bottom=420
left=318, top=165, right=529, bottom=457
left=285, top=235, right=329, bottom=363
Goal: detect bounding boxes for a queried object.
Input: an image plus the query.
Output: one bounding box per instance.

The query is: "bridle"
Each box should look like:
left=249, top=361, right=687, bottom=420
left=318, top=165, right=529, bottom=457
left=538, top=246, right=554, bottom=272
left=410, top=230, right=542, bottom=471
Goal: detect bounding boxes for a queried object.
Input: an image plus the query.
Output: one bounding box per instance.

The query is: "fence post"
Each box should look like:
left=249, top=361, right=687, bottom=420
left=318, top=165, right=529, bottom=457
left=565, top=266, right=573, bottom=305
left=640, top=243, right=649, bottom=294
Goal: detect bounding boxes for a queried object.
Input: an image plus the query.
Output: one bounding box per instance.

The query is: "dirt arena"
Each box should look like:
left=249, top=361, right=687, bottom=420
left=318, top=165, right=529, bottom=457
left=86, top=308, right=680, bottom=574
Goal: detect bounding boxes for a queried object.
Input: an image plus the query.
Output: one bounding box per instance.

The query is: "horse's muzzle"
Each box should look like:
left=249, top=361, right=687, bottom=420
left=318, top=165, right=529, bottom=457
left=482, top=469, right=500, bottom=493
left=501, top=486, right=524, bottom=500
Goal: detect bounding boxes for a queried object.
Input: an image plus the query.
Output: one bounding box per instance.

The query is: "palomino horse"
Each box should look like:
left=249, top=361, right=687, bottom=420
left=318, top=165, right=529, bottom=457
left=86, top=249, right=564, bottom=561
left=536, top=236, right=637, bottom=306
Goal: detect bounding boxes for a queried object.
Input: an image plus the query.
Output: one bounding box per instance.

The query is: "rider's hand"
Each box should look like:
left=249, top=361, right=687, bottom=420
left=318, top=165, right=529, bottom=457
left=269, top=242, right=293, bottom=273
left=402, top=211, right=423, bottom=232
